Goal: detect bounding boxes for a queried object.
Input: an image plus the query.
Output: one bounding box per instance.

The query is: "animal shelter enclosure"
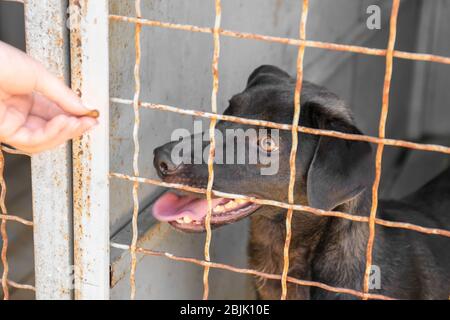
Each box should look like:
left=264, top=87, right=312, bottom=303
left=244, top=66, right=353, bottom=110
left=1, top=0, right=450, bottom=300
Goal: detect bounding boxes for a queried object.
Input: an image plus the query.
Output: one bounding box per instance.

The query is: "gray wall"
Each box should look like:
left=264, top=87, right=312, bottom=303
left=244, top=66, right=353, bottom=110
left=384, top=0, right=450, bottom=198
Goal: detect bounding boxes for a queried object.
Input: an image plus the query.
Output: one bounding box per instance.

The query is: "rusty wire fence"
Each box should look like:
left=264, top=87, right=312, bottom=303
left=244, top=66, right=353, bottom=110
left=2, top=0, right=450, bottom=301
left=0, top=147, right=35, bottom=300
left=108, top=0, right=450, bottom=301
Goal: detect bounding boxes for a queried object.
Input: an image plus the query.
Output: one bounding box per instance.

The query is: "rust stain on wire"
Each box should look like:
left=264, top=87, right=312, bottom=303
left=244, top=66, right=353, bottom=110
left=0, top=280, right=35, bottom=293
left=6, top=280, right=35, bottom=292
left=363, top=0, right=400, bottom=299
left=130, top=0, right=142, bottom=301
left=0, top=150, right=9, bottom=300
left=110, top=242, right=395, bottom=300
left=111, top=98, right=450, bottom=156
left=109, top=15, right=450, bottom=65
left=0, top=214, right=33, bottom=226
left=109, top=173, right=450, bottom=239
left=281, top=0, right=309, bottom=301
left=203, top=0, right=222, bottom=301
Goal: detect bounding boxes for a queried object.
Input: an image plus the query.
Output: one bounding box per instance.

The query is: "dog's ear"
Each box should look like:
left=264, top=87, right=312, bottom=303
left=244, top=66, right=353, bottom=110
left=247, top=65, right=291, bottom=88
left=306, top=103, right=374, bottom=211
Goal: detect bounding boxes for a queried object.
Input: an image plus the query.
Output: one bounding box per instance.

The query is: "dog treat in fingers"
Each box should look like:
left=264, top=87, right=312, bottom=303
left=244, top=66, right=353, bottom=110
left=83, top=109, right=100, bottom=118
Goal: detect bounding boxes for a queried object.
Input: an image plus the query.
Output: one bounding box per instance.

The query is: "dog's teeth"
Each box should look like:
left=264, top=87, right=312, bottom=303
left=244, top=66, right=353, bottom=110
left=214, top=205, right=225, bottom=213
left=225, top=202, right=236, bottom=210
left=183, top=216, right=193, bottom=223
left=235, top=198, right=247, bottom=204
left=176, top=218, right=184, bottom=224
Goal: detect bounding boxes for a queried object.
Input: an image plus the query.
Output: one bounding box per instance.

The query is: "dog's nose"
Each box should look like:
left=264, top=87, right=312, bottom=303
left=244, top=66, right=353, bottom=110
left=154, top=146, right=182, bottom=176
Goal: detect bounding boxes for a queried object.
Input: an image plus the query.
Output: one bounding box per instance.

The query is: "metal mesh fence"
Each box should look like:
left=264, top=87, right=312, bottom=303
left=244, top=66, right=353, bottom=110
left=0, top=147, right=35, bottom=300
left=108, top=0, right=450, bottom=300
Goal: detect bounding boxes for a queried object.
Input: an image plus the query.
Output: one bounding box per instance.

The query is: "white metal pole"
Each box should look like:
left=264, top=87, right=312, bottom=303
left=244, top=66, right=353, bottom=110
left=69, top=0, right=110, bottom=300
left=24, top=0, right=74, bottom=300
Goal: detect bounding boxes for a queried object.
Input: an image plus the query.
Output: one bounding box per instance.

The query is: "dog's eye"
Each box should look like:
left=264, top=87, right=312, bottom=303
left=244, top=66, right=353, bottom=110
left=258, top=136, right=278, bottom=153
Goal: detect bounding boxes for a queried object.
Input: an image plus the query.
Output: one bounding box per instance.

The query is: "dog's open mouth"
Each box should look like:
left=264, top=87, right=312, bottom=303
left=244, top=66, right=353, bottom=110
left=152, top=192, right=261, bottom=232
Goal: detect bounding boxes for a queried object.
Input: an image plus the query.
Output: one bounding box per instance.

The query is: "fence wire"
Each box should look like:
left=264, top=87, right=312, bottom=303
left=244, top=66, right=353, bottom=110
left=109, top=0, right=450, bottom=300
left=0, top=148, right=35, bottom=300
left=363, top=0, right=400, bottom=299
left=129, top=0, right=142, bottom=301
left=280, top=0, right=309, bottom=300
left=202, top=0, right=222, bottom=301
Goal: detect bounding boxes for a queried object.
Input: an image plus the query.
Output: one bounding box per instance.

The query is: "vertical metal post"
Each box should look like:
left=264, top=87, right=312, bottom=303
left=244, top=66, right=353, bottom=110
left=24, top=0, right=74, bottom=300
left=70, top=0, right=110, bottom=300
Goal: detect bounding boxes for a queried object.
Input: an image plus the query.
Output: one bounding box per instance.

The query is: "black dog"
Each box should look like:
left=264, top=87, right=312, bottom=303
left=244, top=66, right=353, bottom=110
left=152, top=65, right=450, bottom=299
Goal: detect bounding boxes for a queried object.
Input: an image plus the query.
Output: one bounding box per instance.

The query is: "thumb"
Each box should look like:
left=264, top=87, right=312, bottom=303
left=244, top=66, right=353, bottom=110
left=33, top=63, right=94, bottom=117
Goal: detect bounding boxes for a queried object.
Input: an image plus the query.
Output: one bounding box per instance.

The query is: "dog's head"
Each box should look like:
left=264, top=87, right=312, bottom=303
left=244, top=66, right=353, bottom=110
left=152, top=65, right=373, bottom=232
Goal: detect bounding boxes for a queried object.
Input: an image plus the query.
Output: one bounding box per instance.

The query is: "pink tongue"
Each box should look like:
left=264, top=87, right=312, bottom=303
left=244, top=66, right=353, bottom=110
left=153, top=192, right=224, bottom=222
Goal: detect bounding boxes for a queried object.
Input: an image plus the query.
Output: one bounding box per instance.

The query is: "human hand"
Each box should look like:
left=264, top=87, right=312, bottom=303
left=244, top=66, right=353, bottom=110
left=0, top=41, right=98, bottom=154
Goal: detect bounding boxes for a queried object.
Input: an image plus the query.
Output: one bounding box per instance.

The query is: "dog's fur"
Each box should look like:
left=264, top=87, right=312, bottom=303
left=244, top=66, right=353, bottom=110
left=153, top=65, right=450, bottom=299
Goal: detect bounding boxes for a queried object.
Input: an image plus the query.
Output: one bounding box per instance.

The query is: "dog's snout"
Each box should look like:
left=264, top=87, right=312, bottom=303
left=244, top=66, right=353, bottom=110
left=154, top=146, right=182, bottom=177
